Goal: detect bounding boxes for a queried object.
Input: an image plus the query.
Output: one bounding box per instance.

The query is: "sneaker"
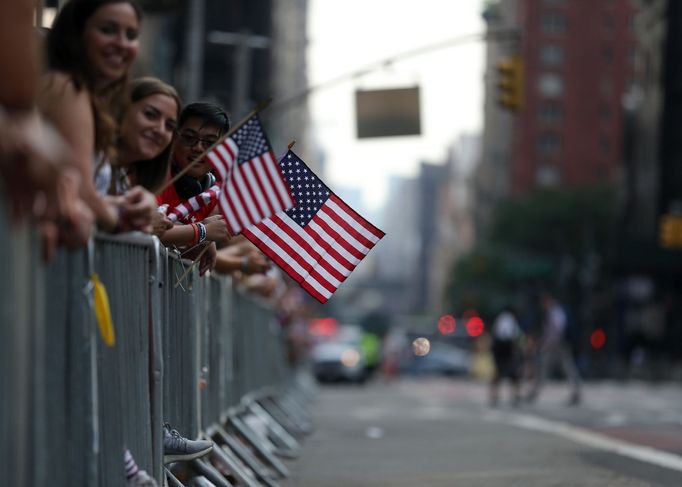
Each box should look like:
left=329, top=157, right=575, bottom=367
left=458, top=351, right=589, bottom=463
left=163, top=423, right=213, bottom=464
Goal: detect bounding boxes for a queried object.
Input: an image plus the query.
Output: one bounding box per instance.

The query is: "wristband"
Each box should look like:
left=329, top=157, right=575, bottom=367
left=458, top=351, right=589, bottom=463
left=197, top=222, right=207, bottom=243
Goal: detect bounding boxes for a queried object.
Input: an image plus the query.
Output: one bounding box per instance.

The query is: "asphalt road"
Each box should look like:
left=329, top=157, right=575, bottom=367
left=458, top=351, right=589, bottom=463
left=283, top=378, right=682, bottom=487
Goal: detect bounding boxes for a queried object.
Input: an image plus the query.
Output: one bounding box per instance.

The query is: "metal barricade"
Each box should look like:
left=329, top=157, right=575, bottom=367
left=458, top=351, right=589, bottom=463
left=163, top=252, right=202, bottom=440
left=201, top=275, right=235, bottom=430
left=94, top=233, right=164, bottom=486
left=38, top=246, right=97, bottom=487
left=1, top=213, right=310, bottom=486
left=1, top=202, right=46, bottom=487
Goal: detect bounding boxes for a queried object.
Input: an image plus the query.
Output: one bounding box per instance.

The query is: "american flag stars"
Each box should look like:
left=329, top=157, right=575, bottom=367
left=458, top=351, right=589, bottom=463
left=281, top=152, right=331, bottom=227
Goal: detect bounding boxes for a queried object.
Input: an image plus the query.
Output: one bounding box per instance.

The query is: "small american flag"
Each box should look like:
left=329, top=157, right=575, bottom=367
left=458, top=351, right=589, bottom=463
left=159, top=184, right=221, bottom=223
left=206, top=115, right=294, bottom=234
left=242, top=150, right=385, bottom=303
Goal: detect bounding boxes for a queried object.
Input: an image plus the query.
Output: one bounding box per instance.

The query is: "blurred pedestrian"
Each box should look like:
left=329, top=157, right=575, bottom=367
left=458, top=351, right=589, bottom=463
left=526, top=292, right=582, bottom=405
left=489, top=305, right=523, bottom=407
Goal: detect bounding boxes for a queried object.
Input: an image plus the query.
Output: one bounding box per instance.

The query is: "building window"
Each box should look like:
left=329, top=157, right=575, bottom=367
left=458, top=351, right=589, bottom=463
left=539, top=44, right=564, bottom=66
left=600, top=104, right=611, bottom=121
left=599, top=135, right=610, bottom=155
left=600, top=77, right=613, bottom=97
left=602, top=46, right=613, bottom=65
left=541, top=13, right=567, bottom=35
left=537, top=133, right=561, bottom=156
left=535, top=164, right=561, bottom=187
left=538, top=104, right=563, bottom=125
left=538, top=73, right=564, bottom=97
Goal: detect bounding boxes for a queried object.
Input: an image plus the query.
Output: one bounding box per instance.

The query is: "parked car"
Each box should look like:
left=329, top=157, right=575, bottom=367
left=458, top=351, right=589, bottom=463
left=401, top=340, right=470, bottom=377
left=312, top=325, right=366, bottom=383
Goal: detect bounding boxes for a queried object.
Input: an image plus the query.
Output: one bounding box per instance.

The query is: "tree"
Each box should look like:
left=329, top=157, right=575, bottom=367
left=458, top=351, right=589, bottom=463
left=446, top=184, right=617, bottom=316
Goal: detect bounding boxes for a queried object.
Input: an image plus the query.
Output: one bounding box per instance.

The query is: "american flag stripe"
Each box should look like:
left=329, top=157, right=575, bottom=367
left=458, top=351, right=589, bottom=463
left=262, top=151, right=291, bottom=209
left=322, top=200, right=376, bottom=249
left=207, top=139, right=237, bottom=180
left=260, top=218, right=347, bottom=283
left=317, top=208, right=372, bottom=253
left=206, top=115, right=294, bottom=234
left=300, top=281, right=328, bottom=303
left=221, top=151, right=293, bottom=234
left=232, top=165, right=262, bottom=223
left=218, top=190, right=240, bottom=231
left=271, top=215, right=352, bottom=277
left=243, top=158, right=274, bottom=217
left=309, top=218, right=367, bottom=261
left=306, top=220, right=363, bottom=266
left=225, top=174, right=253, bottom=230
left=279, top=217, right=360, bottom=275
left=326, top=196, right=383, bottom=243
left=243, top=225, right=333, bottom=300
left=261, top=226, right=341, bottom=290
left=252, top=156, right=278, bottom=214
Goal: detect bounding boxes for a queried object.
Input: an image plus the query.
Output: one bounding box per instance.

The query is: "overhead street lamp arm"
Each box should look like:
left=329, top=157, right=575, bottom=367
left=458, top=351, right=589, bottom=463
left=264, top=28, right=520, bottom=119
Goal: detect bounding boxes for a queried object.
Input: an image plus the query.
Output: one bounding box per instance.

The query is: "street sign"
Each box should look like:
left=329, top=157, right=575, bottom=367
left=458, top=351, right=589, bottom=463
left=355, top=86, right=421, bottom=139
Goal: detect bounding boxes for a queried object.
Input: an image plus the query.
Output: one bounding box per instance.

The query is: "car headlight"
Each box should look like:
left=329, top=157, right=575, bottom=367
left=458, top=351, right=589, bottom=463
left=340, top=348, right=361, bottom=368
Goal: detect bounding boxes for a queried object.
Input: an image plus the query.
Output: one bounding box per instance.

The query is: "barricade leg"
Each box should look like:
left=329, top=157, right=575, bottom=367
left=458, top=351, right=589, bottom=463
left=211, top=424, right=279, bottom=486
left=245, top=399, right=300, bottom=458
left=227, top=415, right=290, bottom=478
left=205, top=427, right=262, bottom=487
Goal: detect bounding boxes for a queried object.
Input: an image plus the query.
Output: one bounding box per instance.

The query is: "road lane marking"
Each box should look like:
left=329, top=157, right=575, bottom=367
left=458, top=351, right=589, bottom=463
left=485, top=411, right=682, bottom=473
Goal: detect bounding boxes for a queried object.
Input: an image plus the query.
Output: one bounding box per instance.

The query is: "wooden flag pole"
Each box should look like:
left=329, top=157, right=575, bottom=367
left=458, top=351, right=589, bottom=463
left=156, top=97, right=273, bottom=195
left=287, top=140, right=296, bottom=150
left=174, top=244, right=212, bottom=288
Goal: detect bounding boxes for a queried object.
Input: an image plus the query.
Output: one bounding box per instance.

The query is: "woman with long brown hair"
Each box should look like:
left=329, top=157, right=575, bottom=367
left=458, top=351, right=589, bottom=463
left=39, top=0, right=155, bottom=234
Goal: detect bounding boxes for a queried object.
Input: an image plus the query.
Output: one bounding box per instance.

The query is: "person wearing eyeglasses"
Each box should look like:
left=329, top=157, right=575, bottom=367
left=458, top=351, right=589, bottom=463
left=156, top=102, right=231, bottom=274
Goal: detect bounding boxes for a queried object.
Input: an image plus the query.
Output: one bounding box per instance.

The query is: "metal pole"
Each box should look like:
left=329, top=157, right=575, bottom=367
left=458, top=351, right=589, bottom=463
left=232, top=30, right=252, bottom=119
left=184, top=0, right=205, bottom=101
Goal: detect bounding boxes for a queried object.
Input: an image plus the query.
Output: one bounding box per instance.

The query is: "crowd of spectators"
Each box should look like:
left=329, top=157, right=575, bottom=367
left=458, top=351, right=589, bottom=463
left=0, top=1, right=312, bottom=485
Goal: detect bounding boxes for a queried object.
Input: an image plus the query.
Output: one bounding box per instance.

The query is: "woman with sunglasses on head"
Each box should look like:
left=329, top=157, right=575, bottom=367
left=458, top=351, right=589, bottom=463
left=38, top=0, right=155, bottom=234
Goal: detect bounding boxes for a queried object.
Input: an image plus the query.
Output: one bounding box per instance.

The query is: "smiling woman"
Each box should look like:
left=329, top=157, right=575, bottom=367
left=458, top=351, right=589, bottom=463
left=38, top=0, right=158, bottom=235
left=117, top=77, right=181, bottom=194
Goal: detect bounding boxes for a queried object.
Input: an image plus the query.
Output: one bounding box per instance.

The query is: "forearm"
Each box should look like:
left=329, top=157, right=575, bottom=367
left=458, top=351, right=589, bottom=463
left=159, top=224, right=196, bottom=246
left=213, top=253, right=242, bottom=274
left=82, top=185, right=119, bottom=232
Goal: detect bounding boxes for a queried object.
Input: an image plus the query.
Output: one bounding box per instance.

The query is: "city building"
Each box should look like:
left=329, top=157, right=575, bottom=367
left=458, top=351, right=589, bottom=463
left=475, top=0, right=519, bottom=236
left=615, top=0, right=682, bottom=367
left=512, top=0, right=637, bottom=194
left=477, top=0, right=638, bottom=214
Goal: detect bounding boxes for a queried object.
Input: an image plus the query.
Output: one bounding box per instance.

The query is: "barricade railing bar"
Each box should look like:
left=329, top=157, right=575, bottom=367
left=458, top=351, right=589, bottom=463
left=1, top=218, right=314, bottom=487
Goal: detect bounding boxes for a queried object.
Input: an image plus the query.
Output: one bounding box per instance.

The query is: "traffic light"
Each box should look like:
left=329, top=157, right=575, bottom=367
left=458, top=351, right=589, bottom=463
left=496, top=55, right=524, bottom=110
left=659, top=214, right=682, bottom=249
